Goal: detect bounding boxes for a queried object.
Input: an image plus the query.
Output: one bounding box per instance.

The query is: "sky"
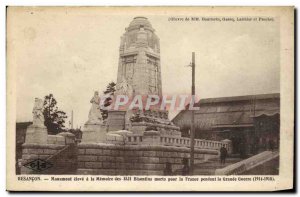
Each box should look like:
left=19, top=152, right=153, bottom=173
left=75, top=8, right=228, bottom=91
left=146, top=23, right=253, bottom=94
left=9, top=7, right=280, bottom=128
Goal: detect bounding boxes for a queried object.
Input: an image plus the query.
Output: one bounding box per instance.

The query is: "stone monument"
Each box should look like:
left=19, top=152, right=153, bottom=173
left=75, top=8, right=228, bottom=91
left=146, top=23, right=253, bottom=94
left=25, top=98, right=48, bottom=144
left=81, top=91, right=107, bottom=143
left=107, top=16, right=181, bottom=137
left=116, top=16, right=162, bottom=97
left=75, top=16, right=228, bottom=175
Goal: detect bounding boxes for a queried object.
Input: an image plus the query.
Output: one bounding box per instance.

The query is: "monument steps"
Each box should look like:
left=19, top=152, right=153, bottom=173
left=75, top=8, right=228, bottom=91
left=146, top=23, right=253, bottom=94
left=45, top=144, right=78, bottom=174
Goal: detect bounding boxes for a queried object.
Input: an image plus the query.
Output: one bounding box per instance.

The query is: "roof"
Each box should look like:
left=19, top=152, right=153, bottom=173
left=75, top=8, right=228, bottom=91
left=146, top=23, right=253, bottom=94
left=198, top=93, right=279, bottom=105
left=172, top=93, right=280, bottom=131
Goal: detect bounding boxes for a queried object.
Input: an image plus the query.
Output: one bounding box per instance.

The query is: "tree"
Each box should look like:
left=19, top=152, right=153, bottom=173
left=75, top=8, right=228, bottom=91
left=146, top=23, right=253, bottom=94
left=100, top=81, right=116, bottom=120
left=43, top=94, right=68, bottom=135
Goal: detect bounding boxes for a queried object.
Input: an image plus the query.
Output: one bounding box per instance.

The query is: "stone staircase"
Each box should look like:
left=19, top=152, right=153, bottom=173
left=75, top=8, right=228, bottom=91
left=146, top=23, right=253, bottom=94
left=193, top=157, right=243, bottom=175
left=43, top=144, right=78, bottom=175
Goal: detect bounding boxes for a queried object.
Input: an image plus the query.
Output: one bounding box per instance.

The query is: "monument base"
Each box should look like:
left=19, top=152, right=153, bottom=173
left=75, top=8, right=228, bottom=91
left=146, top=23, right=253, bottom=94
left=77, top=143, right=218, bottom=175
left=107, top=110, right=126, bottom=131
left=25, top=124, right=48, bottom=144
left=81, top=123, right=107, bottom=143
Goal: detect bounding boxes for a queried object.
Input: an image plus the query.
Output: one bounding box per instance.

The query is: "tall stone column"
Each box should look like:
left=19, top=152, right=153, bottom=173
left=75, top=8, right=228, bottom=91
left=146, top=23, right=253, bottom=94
left=107, top=17, right=180, bottom=141
left=116, top=16, right=162, bottom=97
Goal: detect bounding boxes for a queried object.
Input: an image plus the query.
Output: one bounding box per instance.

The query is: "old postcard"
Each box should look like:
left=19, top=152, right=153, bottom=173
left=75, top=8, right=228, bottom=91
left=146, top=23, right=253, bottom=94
left=6, top=6, right=294, bottom=191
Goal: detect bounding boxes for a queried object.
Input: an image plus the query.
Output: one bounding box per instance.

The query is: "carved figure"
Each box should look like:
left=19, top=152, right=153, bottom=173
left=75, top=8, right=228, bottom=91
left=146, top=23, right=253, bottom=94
left=32, top=98, right=44, bottom=126
left=116, top=76, right=133, bottom=97
left=87, top=91, right=103, bottom=124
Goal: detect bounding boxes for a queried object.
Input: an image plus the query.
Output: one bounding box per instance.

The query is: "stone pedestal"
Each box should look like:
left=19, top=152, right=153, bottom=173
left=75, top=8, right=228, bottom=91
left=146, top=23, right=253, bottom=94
left=58, top=132, right=75, bottom=145
left=25, top=124, right=48, bottom=144
left=81, top=123, right=107, bottom=143
left=107, top=110, right=126, bottom=131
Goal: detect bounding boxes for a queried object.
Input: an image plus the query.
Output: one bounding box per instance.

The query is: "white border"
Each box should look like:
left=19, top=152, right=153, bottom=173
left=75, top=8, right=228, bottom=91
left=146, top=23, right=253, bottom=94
left=1, top=0, right=298, bottom=196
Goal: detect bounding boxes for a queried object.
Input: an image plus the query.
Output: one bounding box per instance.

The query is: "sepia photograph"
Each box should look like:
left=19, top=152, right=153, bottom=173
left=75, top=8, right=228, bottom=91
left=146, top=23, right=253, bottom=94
left=6, top=6, right=294, bottom=191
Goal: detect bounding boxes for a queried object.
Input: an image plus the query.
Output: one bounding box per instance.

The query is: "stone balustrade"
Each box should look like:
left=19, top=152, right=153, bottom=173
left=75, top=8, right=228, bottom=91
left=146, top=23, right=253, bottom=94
left=127, top=135, right=143, bottom=144
left=131, top=122, right=181, bottom=136
left=159, top=136, right=230, bottom=151
left=127, top=122, right=232, bottom=152
left=215, top=151, right=279, bottom=175
left=124, top=133, right=231, bottom=152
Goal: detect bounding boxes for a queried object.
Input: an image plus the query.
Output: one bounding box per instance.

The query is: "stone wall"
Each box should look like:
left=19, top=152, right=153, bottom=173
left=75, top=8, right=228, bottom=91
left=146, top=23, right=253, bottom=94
left=47, top=135, right=66, bottom=145
left=21, top=144, right=65, bottom=174
left=77, top=143, right=219, bottom=175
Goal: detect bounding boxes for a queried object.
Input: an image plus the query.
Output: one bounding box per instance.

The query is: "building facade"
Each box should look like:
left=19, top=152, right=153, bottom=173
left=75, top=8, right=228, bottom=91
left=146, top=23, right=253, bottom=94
left=172, top=93, right=280, bottom=157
